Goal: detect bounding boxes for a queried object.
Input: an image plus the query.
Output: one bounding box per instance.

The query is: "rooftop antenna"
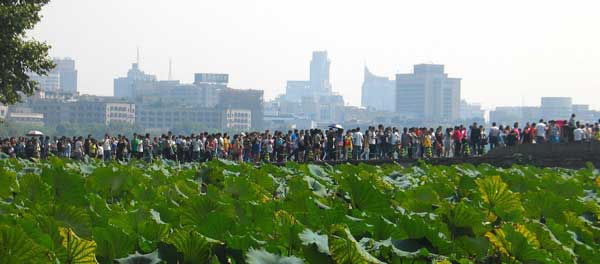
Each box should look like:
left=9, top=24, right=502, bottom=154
left=136, top=46, right=140, bottom=65
left=168, top=58, right=173, bottom=81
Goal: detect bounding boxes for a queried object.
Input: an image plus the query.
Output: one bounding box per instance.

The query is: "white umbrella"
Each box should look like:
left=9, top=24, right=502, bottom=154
left=328, top=124, right=343, bottom=130
left=26, top=130, right=44, bottom=136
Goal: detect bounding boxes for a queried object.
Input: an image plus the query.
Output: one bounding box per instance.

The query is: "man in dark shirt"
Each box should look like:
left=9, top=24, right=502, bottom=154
left=470, top=123, right=481, bottom=156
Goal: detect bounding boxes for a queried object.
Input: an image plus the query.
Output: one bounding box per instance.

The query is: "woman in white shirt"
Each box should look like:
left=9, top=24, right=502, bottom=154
left=574, top=125, right=585, bottom=142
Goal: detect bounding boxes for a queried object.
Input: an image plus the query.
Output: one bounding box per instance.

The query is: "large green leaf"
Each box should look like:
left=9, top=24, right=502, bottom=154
left=525, top=221, right=577, bottom=263
left=485, top=224, right=548, bottom=263
left=15, top=172, right=53, bottom=205
left=42, top=162, right=87, bottom=206
left=476, top=176, right=523, bottom=222
left=54, top=205, right=92, bottom=238
left=108, top=210, right=170, bottom=252
left=328, top=225, right=385, bottom=264
left=0, top=166, right=18, bottom=199
left=58, top=227, right=98, bottom=264
left=272, top=210, right=304, bottom=256
left=343, top=174, right=390, bottom=214
left=0, top=225, right=49, bottom=264
left=167, top=228, right=222, bottom=264
left=439, top=201, right=485, bottom=237
left=93, top=226, right=135, bottom=262
left=400, top=185, right=440, bottom=213
left=523, top=190, right=566, bottom=221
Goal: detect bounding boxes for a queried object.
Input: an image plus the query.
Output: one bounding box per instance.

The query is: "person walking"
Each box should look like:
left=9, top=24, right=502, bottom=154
left=353, top=127, right=363, bottom=160
left=103, top=134, right=112, bottom=161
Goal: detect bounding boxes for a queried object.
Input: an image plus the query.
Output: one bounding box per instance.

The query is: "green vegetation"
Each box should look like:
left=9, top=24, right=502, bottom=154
left=0, top=0, right=54, bottom=105
left=1, top=158, right=600, bottom=263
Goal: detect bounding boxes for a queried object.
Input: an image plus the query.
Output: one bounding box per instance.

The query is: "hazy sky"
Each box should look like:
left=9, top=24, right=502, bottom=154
left=31, top=0, right=600, bottom=109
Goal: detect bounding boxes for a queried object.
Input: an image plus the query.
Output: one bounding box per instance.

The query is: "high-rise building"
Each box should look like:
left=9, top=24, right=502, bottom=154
left=309, top=51, right=332, bottom=96
left=540, top=97, right=572, bottom=121
left=284, top=81, right=311, bottom=103
left=28, top=57, right=78, bottom=94
left=396, top=64, right=461, bottom=121
left=278, top=50, right=345, bottom=124
left=361, top=66, right=395, bottom=112
left=53, top=58, right=78, bottom=93
left=113, top=63, right=157, bottom=100
left=29, top=72, right=60, bottom=92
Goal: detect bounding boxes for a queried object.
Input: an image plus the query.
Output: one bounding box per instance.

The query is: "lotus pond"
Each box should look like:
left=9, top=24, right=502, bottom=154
left=1, top=158, right=600, bottom=263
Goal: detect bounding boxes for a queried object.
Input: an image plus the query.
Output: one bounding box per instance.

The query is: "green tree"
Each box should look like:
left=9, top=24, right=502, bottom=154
left=0, top=0, right=54, bottom=105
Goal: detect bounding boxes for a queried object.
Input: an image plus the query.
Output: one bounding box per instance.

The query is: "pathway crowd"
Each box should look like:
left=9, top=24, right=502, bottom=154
left=2, top=114, right=599, bottom=163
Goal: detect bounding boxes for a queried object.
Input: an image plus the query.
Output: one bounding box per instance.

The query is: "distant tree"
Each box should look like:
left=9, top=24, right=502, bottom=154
left=171, top=122, right=208, bottom=135
left=55, top=123, right=68, bottom=136
left=0, top=0, right=54, bottom=105
left=0, top=120, right=45, bottom=137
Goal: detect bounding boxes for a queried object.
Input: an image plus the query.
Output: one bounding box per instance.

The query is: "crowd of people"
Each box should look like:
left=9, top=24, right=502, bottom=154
left=2, top=114, right=599, bottom=163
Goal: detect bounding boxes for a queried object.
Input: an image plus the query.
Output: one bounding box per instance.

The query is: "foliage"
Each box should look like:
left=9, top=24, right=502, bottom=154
left=0, top=157, right=599, bottom=263
left=0, top=0, right=55, bottom=105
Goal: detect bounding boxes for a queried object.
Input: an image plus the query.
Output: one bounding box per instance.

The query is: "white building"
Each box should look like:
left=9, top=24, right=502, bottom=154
left=277, top=51, right=345, bottom=124
left=361, top=66, right=395, bottom=112
left=396, top=64, right=461, bottom=122
left=29, top=72, right=60, bottom=92
left=106, top=103, right=136, bottom=125
left=53, top=58, right=78, bottom=94
left=27, top=57, right=78, bottom=94
left=223, top=109, right=252, bottom=131
left=309, top=51, right=332, bottom=96
left=113, top=63, right=157, bottom=100
left=6, top=107, right=44, bottom=126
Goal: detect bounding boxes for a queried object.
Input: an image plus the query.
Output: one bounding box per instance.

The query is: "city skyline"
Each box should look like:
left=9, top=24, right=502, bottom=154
left=30, top=0, right=600, bottom=109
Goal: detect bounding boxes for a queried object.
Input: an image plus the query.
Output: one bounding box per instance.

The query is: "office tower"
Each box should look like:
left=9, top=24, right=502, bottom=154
left=396, top=64, right=461, bottom=121
left=361, top=66, right=395, bottom=112
left=53, top=57, right=78, bottom=93
left=309, top=51, right=332, bottom=95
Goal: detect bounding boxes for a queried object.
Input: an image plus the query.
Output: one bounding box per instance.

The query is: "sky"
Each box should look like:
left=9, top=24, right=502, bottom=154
left=30, top=0, right=600, bottom=109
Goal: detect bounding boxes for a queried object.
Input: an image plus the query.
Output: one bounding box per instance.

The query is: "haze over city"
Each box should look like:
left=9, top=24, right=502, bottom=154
left=31, top=0, right=600, bottom=109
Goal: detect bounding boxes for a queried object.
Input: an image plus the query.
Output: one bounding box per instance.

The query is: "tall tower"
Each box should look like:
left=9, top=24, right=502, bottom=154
left=309, top=51, right=332, bottom=95
left=52, top=57, right=78, bottom=94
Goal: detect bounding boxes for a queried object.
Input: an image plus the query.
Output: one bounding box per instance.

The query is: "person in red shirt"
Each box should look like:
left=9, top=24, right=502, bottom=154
left=529, top=123, right=537, bottom=143
left=513, top=122, right=521, bottom=143
left=453, top=126, right=462, bottom=157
